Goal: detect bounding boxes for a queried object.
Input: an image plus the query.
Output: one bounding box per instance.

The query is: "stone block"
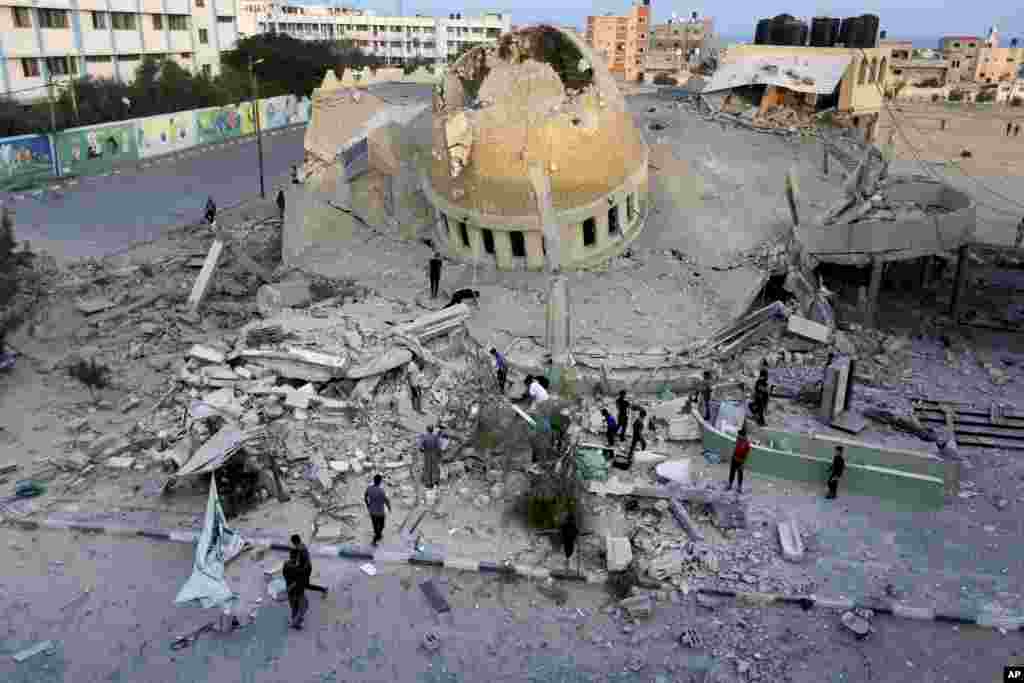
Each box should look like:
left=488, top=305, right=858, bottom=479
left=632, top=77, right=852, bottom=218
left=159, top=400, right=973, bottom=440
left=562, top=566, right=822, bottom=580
left=257, top=280, right=312, bottom=317
left=777, top=519, right=804, bottom=562
left=188, top=344, right=227, bottom=365
left=619, top=593, right=654, bottom=619
left=606, top=535, right=633, bottom=572
left=106, top=456, right=135, bottom=469
left=787, top=315, right=831, bottom=343
left=668, top=415, right=701, bottom=441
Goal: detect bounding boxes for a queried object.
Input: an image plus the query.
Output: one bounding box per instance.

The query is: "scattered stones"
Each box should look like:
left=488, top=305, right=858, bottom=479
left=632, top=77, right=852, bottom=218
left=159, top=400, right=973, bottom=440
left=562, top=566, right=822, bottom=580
left=619, top=594, right=654, bottom=619
left=421, top=631, right=441, bottom=652
left=606, top=536, right=633, bottom=572
left=840, top=610, right=872, bottom=639
left=678, top=627, right=704, bottom=649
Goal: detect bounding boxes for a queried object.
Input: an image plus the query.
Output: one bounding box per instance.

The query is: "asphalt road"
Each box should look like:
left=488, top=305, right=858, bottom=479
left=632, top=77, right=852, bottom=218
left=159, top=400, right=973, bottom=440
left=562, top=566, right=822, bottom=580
left=0, top=126, right=306, bottom=262
left=0, top=526, right=1020, bottom=683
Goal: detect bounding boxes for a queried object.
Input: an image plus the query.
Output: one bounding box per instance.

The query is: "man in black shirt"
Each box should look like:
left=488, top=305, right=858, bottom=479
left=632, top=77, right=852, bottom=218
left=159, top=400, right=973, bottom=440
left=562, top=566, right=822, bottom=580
left=615, top=390, right=630, bottom=439
left=629, top=408, right=648, bottom=456
left=698, top=370, right=713, bottom=421
left=445, top=288, right=479, bottom=308
left=365, top=474, right=392, bottom=546
left=826, top=446, right=846, bottom=499
left=428, top=251, right=443, bottom=299
left=751, top=368, right=770, bottom=427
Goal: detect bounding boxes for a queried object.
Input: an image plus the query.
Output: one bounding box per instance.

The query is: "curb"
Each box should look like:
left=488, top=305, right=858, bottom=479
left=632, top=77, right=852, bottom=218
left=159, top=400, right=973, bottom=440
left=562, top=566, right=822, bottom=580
left=697, top=588, right=1023, bottom=632
left=20, top=515, right=598, bottom=585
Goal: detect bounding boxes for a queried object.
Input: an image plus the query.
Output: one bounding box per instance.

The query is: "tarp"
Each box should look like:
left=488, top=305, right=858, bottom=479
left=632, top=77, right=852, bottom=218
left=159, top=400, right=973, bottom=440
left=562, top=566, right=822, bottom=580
left=703, top=54, right=853, bottom=95
left=174, top=426, right=264, bottom=478
left=174, top=478, right=246, bottom=609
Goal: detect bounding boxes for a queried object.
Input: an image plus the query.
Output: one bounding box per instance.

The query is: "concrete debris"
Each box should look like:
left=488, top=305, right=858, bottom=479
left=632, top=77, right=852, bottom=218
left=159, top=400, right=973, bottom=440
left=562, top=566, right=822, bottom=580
left=840, top=610, right=872, bottom=639
left=619, top=593, right=654, bottom=619
left=787, top=315, right=831, bottom=344
left=346, top=348, right=413, bottom=380
left=667, top=415, right=701, bottom=441
left=256, top=280, right=312, bottom=317
left=75, top=298, right=117, bottom=315
left=186, top=239, right=224, bottom=313
left=777, top=519, right=804, bottom=562
left=0, top=462, right=19, bottom=475
left=188, top=344, right=227, bottom=365
left=668, top=499, right=704, bottom=541
left=12, top=640, right=56, bottom=662
left=105, top=456, right=136, bottom=469
left=395, top=304, right=471, bottom=343
left=655, top=460, right=692, bottom=486
left=229, top=347, right=348, bottom=383
left=606, top=536, right=633, bottom=572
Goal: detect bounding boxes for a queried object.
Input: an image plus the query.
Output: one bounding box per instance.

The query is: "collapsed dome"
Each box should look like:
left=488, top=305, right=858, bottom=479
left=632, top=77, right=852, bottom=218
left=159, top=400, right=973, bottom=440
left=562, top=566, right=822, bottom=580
left=424, top=24, right=649, bottom=270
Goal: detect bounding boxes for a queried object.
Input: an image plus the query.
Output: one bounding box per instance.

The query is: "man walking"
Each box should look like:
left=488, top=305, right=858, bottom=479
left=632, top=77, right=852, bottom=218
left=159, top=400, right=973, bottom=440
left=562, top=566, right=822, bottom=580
left=1016, top=217, right=1024, bottom=249
left=615, top=390, right=630, bottom=439
left=698, top=370, right=714, bottom=421
left=291, top=164, right=300, bottom=184
left=365, top=474, right=392, bottom=546
left=283, top=550, right=308, bottom=629
left=276, top=189, right=286, bottom=221
left=407, top=361, right=423, bottom=413
left=601, top=408, right=618, bottom=447
left=725, top=426, right=751, bottom=494
left=751, top=368, right=771, bottom=427
left=490, top=347, right=507, bottom=395
left=629, top=408, right=648, bottom=456
left=291, top=534, right=327, bottom=597
left=428, top=251, right=443, bottom=299
left=419, top=425, right=442, bottom=489
left=826, top=446, right=846, bottom=499
left=204, top=196, right=217, bottom=227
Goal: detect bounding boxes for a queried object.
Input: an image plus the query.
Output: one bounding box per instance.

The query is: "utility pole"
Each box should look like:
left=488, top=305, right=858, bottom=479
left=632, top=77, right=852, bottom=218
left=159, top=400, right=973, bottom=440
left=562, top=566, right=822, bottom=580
left=249, top=55, right=266, bottom=200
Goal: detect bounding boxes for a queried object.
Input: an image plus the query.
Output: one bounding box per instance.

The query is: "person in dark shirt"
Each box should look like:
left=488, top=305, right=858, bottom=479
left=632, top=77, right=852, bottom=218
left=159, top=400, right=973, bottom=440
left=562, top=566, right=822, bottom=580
left=204, top=196, right=217, bottom=226
left=615, top=390, right=630, bottom=439
left=419, top=426, right=441, bottom=488
left=602, top=408, right=618, bottom=447
left=725, top=426, right=751, bottom=494
left=445, top=288, right=480, bottom=308
left=428, top=251, right=443, bottom=299
left=283, top=551, right=308, bottom=629
left=490, top=347, right=507, bottom=394
left=291, top=534, right=327, bottom=596
left=276, top=189, right=286, bottom=220
left=560, top=512, right=579, bottom=569
left=751, top=368, right=771, bottom=427
left=699, top=370, right=713, bottom=421
left=365, top=474, right=392, bottom=546
left=826, top=446, right=846, bottom=500
left=629, top=408, right=648, bottom=456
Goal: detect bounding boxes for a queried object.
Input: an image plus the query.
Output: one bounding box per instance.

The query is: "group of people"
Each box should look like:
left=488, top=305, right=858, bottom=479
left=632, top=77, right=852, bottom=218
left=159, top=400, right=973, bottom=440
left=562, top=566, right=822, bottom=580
left=1005, top=121, right=1021, bottom=137
left=695, top=367, right=772, bottom=428
left=726, top=426, right=846, bottom=499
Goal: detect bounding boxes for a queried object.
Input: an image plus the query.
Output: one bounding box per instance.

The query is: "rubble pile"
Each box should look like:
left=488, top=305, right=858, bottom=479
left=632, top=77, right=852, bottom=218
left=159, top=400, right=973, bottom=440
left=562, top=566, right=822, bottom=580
left=752, top=104, right=816, bottom=132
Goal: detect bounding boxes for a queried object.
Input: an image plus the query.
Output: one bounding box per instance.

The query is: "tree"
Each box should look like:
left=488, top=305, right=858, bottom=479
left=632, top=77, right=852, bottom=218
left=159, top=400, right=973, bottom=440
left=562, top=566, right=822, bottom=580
left=222, top=33, right=349, bottom=98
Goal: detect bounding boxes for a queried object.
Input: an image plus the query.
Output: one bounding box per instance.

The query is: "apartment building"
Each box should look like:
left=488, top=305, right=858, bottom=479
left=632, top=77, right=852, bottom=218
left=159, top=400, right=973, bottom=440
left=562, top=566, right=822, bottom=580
left=239, top=2, right=510, bottom=65
left=882, top=39, right=950, bottom=88
left=1, top=0, right=240, bottom=102
left=585, top=0, right=650, bottom=82
left=940, top=28, right=1024, bottom=84
left=643, top=13, right=713, bottom=81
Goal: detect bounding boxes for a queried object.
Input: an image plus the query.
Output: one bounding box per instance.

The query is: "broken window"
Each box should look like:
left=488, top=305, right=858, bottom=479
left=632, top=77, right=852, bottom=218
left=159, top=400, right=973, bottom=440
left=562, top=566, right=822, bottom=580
left=583, top=218, right=596, bottom=247
left=510, top=231, right=526, bottom=258
left=482, top=228, right=495, bottom=255
left=459, top=221, right=470, bottom=247
left=608, top=205, right=620, bottom=236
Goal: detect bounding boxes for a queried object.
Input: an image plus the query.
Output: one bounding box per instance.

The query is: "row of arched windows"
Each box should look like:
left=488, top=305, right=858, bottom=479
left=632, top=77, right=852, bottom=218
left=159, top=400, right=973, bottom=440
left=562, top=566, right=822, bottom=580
left=857, top=56, right=888, bottom=85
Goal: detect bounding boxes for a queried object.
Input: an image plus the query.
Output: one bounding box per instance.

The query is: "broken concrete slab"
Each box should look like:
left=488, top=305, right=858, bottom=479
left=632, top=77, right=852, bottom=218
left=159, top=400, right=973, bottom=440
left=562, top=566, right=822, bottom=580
left=831, top=410, right=867, bottom=435
left=256, top=280, right=312, bottom=317
left=351, top=375, right=381, bottom=403
left=105, top=456, right=136, bottom=469
left=0, top=462, right=19, bottom=475
left=86, top=433, right=122, bottom=458
left=346, top=348, right=413, bottom=380
left=75, top=298, right=117, bottom=315
left=395, top=303, right=471, bottom=342
left=284, top=390, right=313, bottom=410
left=229, top=347, right=347, bottom=382
left=119, top=395, right=142, bottom=413
left=668, top=414, right=701, bottom=441
left=12, top=640, right=56, bottom=662
left=606, top=536, right=633, bottom=572
left=655, top=460, right=692, bottom=486
left=669, top=499, right=705, bottom=541
left=187, top=240, right=224, bottom=313
left=188, top=344, right=227, bottom=365
left=840, top=610, right=871, bottom=638
left=200, top=365, right=239, bottom=383
left=787, top=315, right=832, bottom=343
left=777, top=519, right=804, bottom=562
left=619, top=594, right=654, bottom=619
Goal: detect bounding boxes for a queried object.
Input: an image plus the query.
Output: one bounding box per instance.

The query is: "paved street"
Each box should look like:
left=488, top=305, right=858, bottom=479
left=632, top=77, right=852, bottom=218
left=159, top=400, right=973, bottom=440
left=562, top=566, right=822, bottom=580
left=0, top=127, right=305, bottom=262
left=0, top=526, right=1020, bottom=683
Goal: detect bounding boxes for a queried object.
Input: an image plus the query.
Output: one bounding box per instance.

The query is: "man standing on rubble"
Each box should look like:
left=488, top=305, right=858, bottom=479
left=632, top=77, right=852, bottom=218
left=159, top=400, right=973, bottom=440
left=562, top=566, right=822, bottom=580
left=283, top=550, right=308, bottom=629
left=428, top=251, right=443, bottom=299
left=365, top=474, right=392, bottom=546
left=725, top=425, right=750, bottom=494
left=826, top=446, right=846, bottom=499
left=629, top=408, right=648, bottom=457
left=490, top=348, right=507, bottom=395
left=291, top=534, right=327, bottom=597
left=602, top=408, right=618, bottom=447
left=751, top=368, right=771, bottom=427
left=407, top=361, right=424, bottom=413
left=276, top=189, right=286, bottom=221
left=698, top=370, right=714, bottom=422
left=1016, top=217, right=1024, bottom=249
left=419, top=425, right=442, bottom=488
left=204, top=196, right=217, bottom=227
left=615, top=390, right=630, bottom=440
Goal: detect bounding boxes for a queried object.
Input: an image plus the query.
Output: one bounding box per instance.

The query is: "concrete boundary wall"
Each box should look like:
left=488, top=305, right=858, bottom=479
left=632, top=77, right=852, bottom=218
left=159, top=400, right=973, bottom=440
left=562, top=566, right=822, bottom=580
left=696, top=409, right=948, bottom=509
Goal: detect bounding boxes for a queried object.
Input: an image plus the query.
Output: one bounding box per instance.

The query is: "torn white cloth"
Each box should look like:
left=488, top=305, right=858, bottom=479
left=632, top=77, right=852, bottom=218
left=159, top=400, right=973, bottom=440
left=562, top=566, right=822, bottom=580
left=175, top=478, right=246, bottom=610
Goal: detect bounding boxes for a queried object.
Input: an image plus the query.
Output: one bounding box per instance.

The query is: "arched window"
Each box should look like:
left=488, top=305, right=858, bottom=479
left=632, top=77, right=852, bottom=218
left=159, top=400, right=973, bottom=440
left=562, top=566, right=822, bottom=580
left=877, top=57, right=887, bottom=83
left=858, top=58, right=869, bottom=85
left=869, top=58, right=879, bottom=82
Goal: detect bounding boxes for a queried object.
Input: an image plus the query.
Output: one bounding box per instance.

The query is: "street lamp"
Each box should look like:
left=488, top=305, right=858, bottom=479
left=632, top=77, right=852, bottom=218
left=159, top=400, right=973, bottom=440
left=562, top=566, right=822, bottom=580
left=249, top=56, right=266, bottom=199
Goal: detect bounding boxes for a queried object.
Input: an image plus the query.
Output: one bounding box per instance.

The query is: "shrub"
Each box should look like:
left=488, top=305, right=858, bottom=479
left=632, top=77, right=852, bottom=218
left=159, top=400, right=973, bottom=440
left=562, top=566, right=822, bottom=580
left=1011, top=96, right=1023, bottom=107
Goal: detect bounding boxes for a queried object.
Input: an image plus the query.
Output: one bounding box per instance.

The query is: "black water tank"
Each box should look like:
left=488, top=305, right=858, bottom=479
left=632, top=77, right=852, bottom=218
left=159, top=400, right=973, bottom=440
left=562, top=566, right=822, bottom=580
left=769, top=14, right=794, bottom=45
left=858, top=14, right=880, bottom=48
left=843, top=16, right=863, bottom=48
left=810, top=17, right=839, bottom=47
left=838, top=17, right=853, bottom=46
left=755, top=18, right=771, bottom=45
left=796, top=22, right=809, bottom=46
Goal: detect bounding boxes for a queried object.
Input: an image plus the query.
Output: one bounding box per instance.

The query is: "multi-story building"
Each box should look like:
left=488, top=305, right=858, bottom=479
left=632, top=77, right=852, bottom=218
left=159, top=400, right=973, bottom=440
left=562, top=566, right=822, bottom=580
left=240, top=2, right=510, bottom=66
left=939, top=28, right=1023, bottom=84
left=882, top=40, right=949, bottom=89
left=585, top=0, right=650, bottom=82
left=1, top=0, right=240, bottom=102
left=643, top=13, right=713, bottom=81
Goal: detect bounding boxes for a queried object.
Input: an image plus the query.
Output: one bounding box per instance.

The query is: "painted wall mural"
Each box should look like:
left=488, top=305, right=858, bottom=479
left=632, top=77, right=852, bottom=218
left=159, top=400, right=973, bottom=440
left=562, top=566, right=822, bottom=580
left=56, top=123, right=139, bottom=177
left=137, top=112, right=197, bottom=159
left=194, top=103, right=258, bottom=145
left=0, top=134, right=55, bottom=192
left=261, top=95, right=313, bottom=130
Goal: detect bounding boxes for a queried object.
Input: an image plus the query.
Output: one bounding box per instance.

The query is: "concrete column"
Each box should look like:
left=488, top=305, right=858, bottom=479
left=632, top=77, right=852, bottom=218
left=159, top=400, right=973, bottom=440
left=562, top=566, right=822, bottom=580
left=865, top=257, right=884, bottom=328
left=525, top=231, right=545, bottom=271
left=950, top=244, right=970, bottom=321
left=494, top=230, right=514, bottom=270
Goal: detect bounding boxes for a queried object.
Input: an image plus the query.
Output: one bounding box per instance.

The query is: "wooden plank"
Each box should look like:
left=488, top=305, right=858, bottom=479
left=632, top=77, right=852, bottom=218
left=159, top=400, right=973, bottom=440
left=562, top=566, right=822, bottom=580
left=187, top=239, right=224, bottom=313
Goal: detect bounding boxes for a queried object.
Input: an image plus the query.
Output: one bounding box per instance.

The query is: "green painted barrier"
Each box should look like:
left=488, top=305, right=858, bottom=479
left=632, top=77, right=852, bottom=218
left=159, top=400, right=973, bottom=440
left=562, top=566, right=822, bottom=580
left=55, top=122, right=139, bottom=177
left=0, top=134, right=56, bottom=191
left=698, top=411, right=947, bottom=509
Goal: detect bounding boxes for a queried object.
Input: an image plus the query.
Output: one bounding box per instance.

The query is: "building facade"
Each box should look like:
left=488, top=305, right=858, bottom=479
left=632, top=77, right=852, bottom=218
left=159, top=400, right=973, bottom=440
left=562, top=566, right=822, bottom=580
left=939, top=29, right=1024, bottom=84
left=240, top=2, right=510, bottom=66
left=1, top=0, right=240, bottom=102
left=585, top=0, right=650, bottom=82
left=643, top=13, right=712, bottom=81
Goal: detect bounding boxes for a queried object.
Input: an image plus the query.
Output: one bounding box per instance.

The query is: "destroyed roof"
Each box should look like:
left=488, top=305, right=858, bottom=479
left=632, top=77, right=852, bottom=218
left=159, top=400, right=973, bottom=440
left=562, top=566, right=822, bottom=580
left=703, top=54, right=853, bottom=95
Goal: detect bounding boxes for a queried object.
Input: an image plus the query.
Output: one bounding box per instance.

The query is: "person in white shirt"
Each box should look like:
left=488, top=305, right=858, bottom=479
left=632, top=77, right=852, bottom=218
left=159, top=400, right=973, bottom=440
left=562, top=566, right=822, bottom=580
left=528, top=378, right=549, bottom=405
